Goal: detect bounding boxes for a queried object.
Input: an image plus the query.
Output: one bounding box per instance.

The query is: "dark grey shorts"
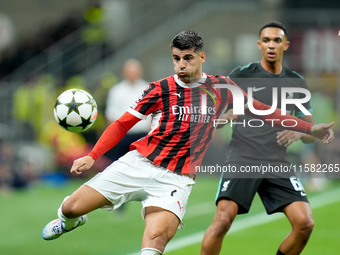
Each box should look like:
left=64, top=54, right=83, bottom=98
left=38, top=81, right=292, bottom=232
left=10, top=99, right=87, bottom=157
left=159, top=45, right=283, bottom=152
left=216, top=163, right=309, bottom=214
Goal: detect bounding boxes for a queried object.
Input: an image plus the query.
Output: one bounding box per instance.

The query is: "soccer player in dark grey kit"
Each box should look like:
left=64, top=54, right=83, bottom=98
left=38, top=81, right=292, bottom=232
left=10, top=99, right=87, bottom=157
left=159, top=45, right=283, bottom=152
left=201, top=21, right=322, bottom=255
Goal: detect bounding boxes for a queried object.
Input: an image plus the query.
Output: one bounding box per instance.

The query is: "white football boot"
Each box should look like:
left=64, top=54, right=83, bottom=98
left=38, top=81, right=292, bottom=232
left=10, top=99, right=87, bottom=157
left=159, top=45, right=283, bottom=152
left=42, top=215, right=87, bottom=240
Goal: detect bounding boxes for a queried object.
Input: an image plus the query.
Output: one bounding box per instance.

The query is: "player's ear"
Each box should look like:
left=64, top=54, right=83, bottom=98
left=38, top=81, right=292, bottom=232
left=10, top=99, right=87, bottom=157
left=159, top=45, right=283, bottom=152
left=200, top=51, right=206, bottom=63
left=257, top=40, right=261, bottom=49
left=284, top=40, right=290, bottom=51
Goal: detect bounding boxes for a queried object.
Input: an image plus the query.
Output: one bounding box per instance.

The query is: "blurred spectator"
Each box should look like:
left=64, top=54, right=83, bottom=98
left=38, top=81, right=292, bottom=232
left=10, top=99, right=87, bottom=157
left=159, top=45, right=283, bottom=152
left=0, top=140, right=28, bottom=193
left=39, top=120, right=91, bottom=174
left=104, top=58, right=150, bottom=216
left=39, top=118, right=111, bottom=177
left=85, top=71, right=118, bottom=145
left=82, top=0, right=108, bottom=45
left=105, top=58, right=150, bottom=161
left=81, top=0, right=113, bottom=62
left=0, top=14, right=15, bottom=52
left=301, top=89, right=337, bottom=190
left=12, top=74, right=57, bottom=140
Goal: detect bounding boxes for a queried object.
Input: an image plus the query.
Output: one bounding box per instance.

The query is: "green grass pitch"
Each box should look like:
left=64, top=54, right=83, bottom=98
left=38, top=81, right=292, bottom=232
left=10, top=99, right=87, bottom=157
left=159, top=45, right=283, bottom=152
left=0, top=177, right=339, bottom=254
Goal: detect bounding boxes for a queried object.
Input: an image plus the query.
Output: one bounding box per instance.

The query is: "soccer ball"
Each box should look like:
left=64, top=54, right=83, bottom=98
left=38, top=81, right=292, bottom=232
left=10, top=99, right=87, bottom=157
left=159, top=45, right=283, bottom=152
left=54, top=89, right=97, bottom=132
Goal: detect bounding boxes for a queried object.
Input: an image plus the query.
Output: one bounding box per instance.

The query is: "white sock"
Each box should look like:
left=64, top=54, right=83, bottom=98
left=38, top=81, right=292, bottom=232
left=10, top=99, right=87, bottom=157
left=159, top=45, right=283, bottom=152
left=140, top=248, right=163, bottom=255
left=57, top=196, right=79, bottom=230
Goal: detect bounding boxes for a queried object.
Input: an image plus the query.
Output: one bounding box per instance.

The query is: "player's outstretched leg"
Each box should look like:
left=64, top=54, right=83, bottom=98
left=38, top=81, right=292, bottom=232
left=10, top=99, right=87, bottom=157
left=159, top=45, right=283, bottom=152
left=42, top=185, right=112, bottom=240
left=42, top=196, right=87, bottom=240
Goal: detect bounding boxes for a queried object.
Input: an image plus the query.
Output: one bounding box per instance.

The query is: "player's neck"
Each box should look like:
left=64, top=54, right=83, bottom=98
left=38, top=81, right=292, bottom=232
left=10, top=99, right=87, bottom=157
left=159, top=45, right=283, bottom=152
left=175, top=73, right=206, bottom=88
left=186, top=72, right=204, bottom=84
left=260, top=59, right=283, bottom=75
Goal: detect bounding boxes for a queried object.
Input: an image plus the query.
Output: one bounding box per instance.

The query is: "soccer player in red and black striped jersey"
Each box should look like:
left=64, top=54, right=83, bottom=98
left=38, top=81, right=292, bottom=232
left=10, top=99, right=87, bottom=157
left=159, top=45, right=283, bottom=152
left=42, top=30, right=334, bottom=255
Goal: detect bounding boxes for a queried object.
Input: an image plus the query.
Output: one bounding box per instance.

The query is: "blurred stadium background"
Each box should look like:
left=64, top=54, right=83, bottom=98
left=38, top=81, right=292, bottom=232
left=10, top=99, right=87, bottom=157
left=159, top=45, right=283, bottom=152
left=0, top=0, right=339, bottom=254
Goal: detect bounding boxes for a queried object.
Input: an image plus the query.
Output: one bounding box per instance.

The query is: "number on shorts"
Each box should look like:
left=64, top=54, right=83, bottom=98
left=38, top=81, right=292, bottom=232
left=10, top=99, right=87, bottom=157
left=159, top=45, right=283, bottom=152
left=290, top=176, right=306, bottom=196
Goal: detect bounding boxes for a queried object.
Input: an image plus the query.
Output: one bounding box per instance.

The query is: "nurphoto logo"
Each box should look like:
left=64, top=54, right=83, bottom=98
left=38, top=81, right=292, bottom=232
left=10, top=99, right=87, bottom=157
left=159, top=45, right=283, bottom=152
left=198, top=85, right=312, bottom=127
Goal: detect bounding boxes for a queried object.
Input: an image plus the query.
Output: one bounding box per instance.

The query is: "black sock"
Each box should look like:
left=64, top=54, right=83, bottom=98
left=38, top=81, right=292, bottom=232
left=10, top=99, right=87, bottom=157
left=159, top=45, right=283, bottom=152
left=276, top=250, right=285, bottom=255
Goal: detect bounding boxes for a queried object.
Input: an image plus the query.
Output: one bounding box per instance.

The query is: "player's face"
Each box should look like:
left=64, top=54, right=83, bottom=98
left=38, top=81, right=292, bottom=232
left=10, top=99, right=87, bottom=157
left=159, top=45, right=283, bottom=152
left=172, top=47, right=206, bottom=83
left=258, top=27, right=290, bottom=64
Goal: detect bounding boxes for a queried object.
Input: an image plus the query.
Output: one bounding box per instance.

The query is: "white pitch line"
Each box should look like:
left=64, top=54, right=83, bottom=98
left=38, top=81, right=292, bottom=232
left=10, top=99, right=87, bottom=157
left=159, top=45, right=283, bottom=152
left=127, top=187, right=340, bottom=255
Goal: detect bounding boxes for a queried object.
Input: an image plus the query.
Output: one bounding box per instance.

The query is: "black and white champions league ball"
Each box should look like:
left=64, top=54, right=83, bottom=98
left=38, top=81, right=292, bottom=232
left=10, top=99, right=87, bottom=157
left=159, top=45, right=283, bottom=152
left=54, top=89, right=97, bottom=132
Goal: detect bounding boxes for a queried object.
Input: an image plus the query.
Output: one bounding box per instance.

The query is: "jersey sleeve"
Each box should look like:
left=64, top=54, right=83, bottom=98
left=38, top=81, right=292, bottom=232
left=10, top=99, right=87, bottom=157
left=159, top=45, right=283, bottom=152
left=88, top=111, right=141, bottom=160
left=127, top=83, right=161, bottom=119
left=228, top=67, right=246, bottom=88
left=228, top=66, right=243, bottom=78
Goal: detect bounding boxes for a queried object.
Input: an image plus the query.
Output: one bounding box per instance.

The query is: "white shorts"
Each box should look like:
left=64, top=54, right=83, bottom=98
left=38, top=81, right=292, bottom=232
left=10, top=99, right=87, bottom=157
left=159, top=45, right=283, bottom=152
left=84, top=150, right=195, bottom=229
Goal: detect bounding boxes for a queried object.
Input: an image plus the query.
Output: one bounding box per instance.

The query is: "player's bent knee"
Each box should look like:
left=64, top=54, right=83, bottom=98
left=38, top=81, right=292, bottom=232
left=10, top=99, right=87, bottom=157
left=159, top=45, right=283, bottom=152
left=294, top=216, right=314, bottom=237
left=61, top=199, right=83, bottom=218
left=61, top=203, right=76, bottom=218
left=215, top=200, right=237, bottom=231
left=214, top=216, right=233, bottom=236
left=300, top=218, right=314, bottom=235
left=143, top=224, right=176, bottom=251
left=146, top=229, right=170, bottom=247
left=209, top=212, right=234, bottom=237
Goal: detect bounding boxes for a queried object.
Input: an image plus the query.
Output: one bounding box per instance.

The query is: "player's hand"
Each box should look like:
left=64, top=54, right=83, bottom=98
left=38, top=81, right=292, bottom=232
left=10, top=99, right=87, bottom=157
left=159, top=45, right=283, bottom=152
left=310, top=122, right=335, bottom=144
left=222, top=109, right=241, bottom=121
left=277, top=130, right=302, bottom=147
left=70, top=156, right=95, bottom=175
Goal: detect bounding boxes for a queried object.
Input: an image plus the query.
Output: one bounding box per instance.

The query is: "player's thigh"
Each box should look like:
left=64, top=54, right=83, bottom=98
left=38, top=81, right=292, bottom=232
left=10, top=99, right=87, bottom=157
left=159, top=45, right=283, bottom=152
left=62, top=185, right=111, bottom=217
left=216, top=176, right=261, bottom=214
left=143, top=206, right=180, bottom=245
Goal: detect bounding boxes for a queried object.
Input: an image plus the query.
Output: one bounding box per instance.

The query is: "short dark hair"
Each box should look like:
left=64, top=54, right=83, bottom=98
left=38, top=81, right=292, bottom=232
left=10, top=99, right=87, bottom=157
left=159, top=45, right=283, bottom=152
left=259, top=21, right=288, bottom=38
left=171, top=30, right=204, bottom=52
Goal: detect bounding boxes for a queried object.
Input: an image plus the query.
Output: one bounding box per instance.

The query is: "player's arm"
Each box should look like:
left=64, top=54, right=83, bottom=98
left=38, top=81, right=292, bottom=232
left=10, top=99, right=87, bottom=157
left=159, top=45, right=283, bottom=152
left=70, top=111, right=141, bottom=175
left=246, top=99, right=334, bottom=144
left=276, top=76, right=316, bottom=147
left=277, top=115, right=316, bottom=147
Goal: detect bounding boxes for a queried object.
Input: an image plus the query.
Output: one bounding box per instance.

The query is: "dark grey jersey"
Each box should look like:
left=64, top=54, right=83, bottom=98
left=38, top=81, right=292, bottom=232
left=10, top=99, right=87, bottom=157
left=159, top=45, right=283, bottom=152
left=226, top=62, right=312, bottom=164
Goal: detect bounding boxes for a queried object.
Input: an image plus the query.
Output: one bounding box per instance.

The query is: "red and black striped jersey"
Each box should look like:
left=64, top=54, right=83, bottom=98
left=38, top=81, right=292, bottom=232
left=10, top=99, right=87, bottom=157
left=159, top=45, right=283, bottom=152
left=127, top=74, right=239, bottom=174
